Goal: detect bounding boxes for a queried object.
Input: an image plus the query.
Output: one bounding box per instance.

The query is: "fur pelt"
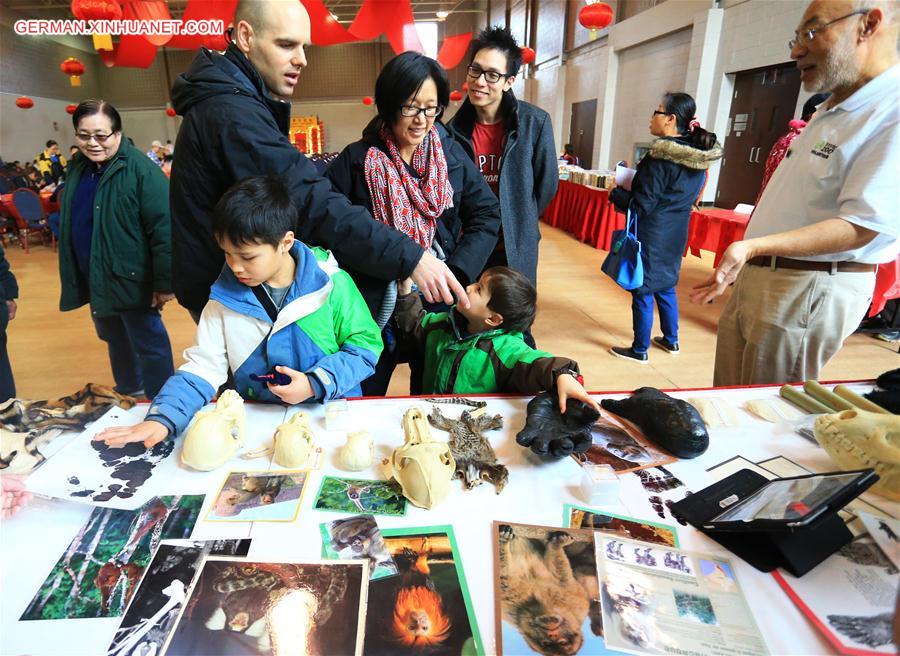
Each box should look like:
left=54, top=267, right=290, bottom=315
left=649, top=138, right=723, bottom=170
left=0, top=383, right=136, bottom=474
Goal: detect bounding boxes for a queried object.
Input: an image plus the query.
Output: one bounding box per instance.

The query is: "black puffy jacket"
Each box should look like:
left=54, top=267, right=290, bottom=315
left=170, top=45, right=425, bottom=315
left=325, top=119, right=501, bottom=317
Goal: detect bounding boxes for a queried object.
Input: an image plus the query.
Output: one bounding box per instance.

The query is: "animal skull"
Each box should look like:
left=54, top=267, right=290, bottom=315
left=274, top=412, right=314, bottom=468
left=337, top=430, right=373, bottom=472
left=181, top=390, right=246, bottom=471
left=387, top=408, right=455, bottom=509
left=814, top=409, right=900, bottom=501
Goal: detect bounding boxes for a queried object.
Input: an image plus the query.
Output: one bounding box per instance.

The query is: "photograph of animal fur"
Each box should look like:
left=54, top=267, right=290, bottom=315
left=163, top=558, right=367, bottom=656
left=208, top=471, right=308, bottom=522
left=565, top=504, right=679, bottom=547
left=320, top=515, right=399, bottom=580
left=20, top=495, right=204, bottom=621
left=572, top=411, right=676, bottom=474
left=106, top=538, right=251, bottom=656
left=314, top=476, right=407, bottom=516
left=363, top=526, right=481, bottom=656
left=494, top=522, right=610, bottom=656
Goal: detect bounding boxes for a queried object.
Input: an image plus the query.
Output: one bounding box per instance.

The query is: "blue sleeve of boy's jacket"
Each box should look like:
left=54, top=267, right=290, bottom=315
left=145, top=371, right=216, bottom=435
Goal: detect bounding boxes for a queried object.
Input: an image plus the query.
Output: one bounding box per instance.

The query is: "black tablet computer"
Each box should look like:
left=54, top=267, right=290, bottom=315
left=702, top=469, right=877, bottom=531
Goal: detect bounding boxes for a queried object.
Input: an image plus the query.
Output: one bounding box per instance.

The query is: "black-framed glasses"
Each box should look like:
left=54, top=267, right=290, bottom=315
left=652, top=110, right=670, bottom=117
left=399, top=105, right=442, bottom=118
left=75, top=131, right=116, bottom=144
left=788, top=9, right=869, bottom=49
left=466, top=65, right=509, bottom=84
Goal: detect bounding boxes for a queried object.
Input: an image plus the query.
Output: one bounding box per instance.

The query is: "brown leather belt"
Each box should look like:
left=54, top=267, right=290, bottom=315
left=747, top=256, right=876, bottom=273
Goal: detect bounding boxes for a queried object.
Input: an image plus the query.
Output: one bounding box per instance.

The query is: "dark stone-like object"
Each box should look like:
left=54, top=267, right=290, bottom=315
left=601, top=387, right=709, bottom=458
left=516, top=392, right=601, bottom=459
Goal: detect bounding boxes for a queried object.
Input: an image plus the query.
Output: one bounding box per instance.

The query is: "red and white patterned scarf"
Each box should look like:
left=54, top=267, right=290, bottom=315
left=363, top=123, right=454, bottom=249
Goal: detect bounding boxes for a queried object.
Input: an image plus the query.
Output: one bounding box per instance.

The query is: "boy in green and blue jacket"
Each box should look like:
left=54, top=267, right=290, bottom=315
left=97, top=176, right=382, bottom=449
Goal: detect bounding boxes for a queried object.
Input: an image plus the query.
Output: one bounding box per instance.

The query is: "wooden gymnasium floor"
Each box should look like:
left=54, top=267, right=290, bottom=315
left=4, top=225, right=896, bottom=401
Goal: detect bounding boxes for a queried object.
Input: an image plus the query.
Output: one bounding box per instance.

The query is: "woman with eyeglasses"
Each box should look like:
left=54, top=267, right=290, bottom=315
left=607, top=92, right=722, bottom=364
left=326, top=51, right=501, bottom=395
left=57, top=99, right=175, bottom=398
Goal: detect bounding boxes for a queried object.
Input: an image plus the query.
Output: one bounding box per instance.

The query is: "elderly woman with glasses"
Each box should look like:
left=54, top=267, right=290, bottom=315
left=58, top=99, right=175, bottom=398
left=326, top=51, right=501, bottom=395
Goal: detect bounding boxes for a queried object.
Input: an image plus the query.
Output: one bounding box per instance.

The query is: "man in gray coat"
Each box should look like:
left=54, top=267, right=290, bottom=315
left=448, top=26, right=558, bottom=288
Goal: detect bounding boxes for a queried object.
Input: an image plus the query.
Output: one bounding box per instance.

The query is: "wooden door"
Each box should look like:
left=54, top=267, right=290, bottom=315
left=569, top=99, right=597, bottom=169
left=715, top=64, right=801, bottom=209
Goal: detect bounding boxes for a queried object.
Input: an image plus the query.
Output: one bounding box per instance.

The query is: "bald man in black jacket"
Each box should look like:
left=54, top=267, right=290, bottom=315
left=170, top=0, right=468, bottom=319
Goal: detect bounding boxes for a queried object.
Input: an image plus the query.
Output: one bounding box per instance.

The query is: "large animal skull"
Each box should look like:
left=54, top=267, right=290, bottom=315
left=274, top=412, right=313, bottom=468
left=814, top=409, right=900, bottom=501
left=181, top=390, right=246, bottom=471
left=388, top=408, right=455, bottom=509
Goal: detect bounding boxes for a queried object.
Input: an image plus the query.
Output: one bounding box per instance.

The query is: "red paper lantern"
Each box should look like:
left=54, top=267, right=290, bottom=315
left=579, top=2, right=614, bottom=38
left=520, top=46, right=535, bottom=65
left=16, top=97, right=34, bottom=109
left=66, top=104, right=78, bottom=114
left=71, top=0, right=122, bottom=51
left=61, top=57, right=86, bottom=86
left=166, top=107, right=177, bottom=117
left=362, top=96, right=374, bottom=106
left=449, top=90, right=463, bottom=102
left=462, top=82, right=468, bottom=92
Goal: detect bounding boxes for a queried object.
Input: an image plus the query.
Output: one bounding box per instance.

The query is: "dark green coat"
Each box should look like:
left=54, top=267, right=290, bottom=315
left=58, top=137, right=172, bottom=317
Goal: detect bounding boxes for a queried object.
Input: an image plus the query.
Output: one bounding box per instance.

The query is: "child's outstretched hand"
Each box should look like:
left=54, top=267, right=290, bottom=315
left=1, top=474, right=33, bottom=519
left=267, top=365, right=315, bottom=404
left=398, top=278, right=414, bottom=295
left=95, top=421, right=170, bottom=449
left=556, top=374, right=600, bottom=414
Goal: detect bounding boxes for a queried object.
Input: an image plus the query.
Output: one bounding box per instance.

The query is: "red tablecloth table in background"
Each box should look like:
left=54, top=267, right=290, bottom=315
left=540, top=180, right=624, bottom=251
left=0, top=190, right=59, bottom=221
left=871, top=257, right=900, bottom=317
left=686, top=208, right=752, bottom=266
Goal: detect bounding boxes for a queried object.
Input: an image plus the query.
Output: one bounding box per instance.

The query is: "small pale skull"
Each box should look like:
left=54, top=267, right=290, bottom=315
left=814, top=409, right=900, bottom=500
left=388, top=408, right=455, bottom=509
left=337, top=430, right=373, bottom=471
left=274, top=412, right=314, bottom=468
left=181, top=390, right=246, bottom=471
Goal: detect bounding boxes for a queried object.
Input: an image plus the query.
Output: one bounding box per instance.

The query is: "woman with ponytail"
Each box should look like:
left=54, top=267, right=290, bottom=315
left=608, top=92, right=722, bottom=363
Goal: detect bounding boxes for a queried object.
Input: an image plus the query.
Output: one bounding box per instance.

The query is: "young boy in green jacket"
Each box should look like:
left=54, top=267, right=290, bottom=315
left=396, top=267, right=598, bottom=412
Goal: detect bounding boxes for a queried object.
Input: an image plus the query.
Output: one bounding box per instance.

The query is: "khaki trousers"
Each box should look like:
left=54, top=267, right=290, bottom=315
left=713, top=264, right=875, bottom=386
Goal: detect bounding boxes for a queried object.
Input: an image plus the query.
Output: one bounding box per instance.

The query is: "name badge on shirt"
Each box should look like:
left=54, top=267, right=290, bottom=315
left=810, top=140, right=837, bottom=160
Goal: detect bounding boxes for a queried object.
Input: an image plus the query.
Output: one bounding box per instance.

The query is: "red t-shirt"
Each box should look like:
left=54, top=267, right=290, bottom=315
left=472, top=120, right=505, bottom=198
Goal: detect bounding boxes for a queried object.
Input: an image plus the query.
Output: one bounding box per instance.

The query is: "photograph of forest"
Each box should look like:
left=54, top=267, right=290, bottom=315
left=21, top=495, right=204, bottom=621
left=314, top=477, right=407, bottom=516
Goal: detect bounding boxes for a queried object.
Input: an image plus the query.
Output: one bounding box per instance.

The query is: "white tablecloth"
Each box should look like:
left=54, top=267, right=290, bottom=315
left=1, top=383, right=891, bottom=655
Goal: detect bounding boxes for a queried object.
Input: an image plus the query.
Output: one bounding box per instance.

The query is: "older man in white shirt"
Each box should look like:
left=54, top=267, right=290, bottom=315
left=693, top=0, right=899, bottom=386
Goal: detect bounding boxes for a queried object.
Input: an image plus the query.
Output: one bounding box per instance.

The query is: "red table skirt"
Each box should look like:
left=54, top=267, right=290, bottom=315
left=540, top=180, right=623, bottom=251
left=685, top=208, right=751, bottom=267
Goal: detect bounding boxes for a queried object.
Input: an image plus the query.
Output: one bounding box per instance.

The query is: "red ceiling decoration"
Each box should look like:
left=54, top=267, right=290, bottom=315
left=16, top=97, right=34, bottom=109
left=82, top=0, right=471, bottom=69
left=61, top=57, right=86, bottom=86
left=520, top=46, right=535, bottom=65
left=579, top=2, right=614, bottom=37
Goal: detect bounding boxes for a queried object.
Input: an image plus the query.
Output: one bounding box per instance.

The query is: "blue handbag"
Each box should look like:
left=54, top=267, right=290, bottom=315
left=601, top=205, right=644, bottom=290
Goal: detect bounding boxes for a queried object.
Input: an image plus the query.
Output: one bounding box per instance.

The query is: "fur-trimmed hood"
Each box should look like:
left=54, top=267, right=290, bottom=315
left=649, top=137, right=722, bottom=170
